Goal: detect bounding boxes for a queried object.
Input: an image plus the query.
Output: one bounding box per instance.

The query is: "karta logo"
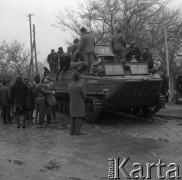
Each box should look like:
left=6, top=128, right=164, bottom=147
left=108, top=157, right=181, bottom=179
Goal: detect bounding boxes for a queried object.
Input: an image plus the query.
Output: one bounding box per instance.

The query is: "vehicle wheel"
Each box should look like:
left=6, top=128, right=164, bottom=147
left=62, top=100, right=67, bottom=113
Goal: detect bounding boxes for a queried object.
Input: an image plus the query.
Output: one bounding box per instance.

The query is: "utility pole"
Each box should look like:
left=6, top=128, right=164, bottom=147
left=33, top=24, right=38, bottom=75
left=27, top=13, right=34, bottom=79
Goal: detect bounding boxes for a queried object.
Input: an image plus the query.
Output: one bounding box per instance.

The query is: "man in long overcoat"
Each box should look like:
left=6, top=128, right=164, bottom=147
left=68, top=74, right=87, bottom=135
left=11, top=76, right=28, bottom=128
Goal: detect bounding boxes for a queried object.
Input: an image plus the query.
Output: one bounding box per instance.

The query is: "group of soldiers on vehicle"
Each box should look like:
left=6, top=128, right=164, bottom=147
left=47, top=27, right=96, bottom=79
left=111, top=28, right=154, bottom=69
left=47, top=27, right=154, bottom=78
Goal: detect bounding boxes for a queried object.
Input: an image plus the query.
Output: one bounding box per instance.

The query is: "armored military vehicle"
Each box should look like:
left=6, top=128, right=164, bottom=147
left=48, top=45, right=165, bottom=123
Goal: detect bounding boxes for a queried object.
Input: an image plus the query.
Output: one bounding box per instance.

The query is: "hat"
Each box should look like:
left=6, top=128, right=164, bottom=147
left=73, top=38, right=79, bottom=44
left=51, top=49, right=55, bottom=53
left=34, top=75, right=40, bottom=83
left=58, top=47, right=63, bottom=51
left=73, top=74, right=79, bottom=81
left=80, top=27, right=87, bottom=33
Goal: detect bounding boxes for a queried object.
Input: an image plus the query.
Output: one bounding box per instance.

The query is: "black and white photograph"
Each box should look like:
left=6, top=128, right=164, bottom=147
left=0, top=0, right=182, bottom=179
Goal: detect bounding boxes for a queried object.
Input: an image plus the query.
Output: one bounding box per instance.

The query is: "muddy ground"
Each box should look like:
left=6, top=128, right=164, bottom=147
left=0, top=104, right=181, bottom=180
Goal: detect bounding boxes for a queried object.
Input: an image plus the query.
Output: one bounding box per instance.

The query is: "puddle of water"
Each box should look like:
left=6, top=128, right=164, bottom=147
left=66, top=177, right=82, bottom=180
left=6, top=159, right=25, bottom=165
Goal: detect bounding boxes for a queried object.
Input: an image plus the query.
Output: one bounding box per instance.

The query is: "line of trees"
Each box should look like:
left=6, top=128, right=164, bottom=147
left=56, top=0, right=182, bottom=77
left=0, top=40, right=30, bottom=81
left=0, top=40, right=44, bottom=81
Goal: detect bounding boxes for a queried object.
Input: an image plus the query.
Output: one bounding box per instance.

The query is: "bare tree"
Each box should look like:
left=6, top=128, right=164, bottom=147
left=5, top=40, right=30, bottom=75
left=56, top=0, right=182, bottom=76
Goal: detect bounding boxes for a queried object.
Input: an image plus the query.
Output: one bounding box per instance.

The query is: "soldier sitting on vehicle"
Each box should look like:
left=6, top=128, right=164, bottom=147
left=68, top=39, right=85, bottom=73
left=56, top=47, right=71, bottom=81
left=43, top=67, right=50, bottom=77
left=142, top=45, right=154, bottom=69
left=47, top=49, right=58, bottom=73
left=125, top=42, right=142, bottom=62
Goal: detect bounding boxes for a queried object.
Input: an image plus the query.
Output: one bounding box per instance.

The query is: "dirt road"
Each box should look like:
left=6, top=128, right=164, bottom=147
left=0, top=104, right=181, bottom=180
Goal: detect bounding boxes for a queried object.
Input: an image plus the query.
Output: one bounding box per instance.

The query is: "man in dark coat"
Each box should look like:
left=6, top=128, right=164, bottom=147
left=11, top=76, right=28, bottom=128
left=56, top=47, right=71, bottom=81
left=142, top=46, right=154, bottom=69
left=0, top=80, right=11, bottom=124
left=68, top=74, right=87, bottom=135
left=25, top=81, right=35, bottom=123
left=110, top=29, right=126, bottom=62
left=77, top=27, right=95, bottom=75
left=47, top=49, right=58, bottom=73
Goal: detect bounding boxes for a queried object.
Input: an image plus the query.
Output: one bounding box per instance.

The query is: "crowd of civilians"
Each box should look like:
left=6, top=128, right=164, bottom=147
left=0, top=75, right=56, bottom=128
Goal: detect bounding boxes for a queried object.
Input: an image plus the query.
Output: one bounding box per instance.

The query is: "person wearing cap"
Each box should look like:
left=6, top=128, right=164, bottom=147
left=111, top=28, right=126, bottom=62
left=34, top=75, right=52, bottom=128
left=47, top=49, right=58, bottom=73
left=11, top=76, right=29, bottom=128
left=68, top=74, right=87, bottom=135
left=76, top=27, right=95, bottom=75
left=142, top=45, right=154, bottom=69
left=0, top=80, right=11, bottom=124
left=125, top=41, right=142, bottom=62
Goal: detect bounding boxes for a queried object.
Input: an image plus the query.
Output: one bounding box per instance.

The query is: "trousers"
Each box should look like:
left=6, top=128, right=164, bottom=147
left=1, top=106, right=10, bottom=123
left=84, top=53, right=94, bottom=74
left=36, top=98, right=47, bottom=125
left=114, top=50, right=125, bottom=62
left=70, top=117, right=82, bottom=135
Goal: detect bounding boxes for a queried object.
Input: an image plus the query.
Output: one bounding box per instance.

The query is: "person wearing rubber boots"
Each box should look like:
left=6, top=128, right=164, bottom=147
left=68, top=74, right=87, bottom=135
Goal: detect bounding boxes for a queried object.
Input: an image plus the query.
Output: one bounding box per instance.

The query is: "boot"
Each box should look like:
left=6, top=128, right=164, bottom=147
left=22, top=115, right=26, bottom=128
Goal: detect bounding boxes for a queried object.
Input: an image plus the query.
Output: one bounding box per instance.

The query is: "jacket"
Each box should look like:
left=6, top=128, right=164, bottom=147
left=79, top=32, right=95, bottom=54
left=47, top=52, right=58, bottom=65
left=111, top=33, right=126, bottom=52
left=0, top=86, right=11, bottom=106
left=68, top=81, right=87, bottom=117
left=35, top=83, right=48, bottom=99
left=126, top=47, right=142, bottom=62
left=26, top=85, right=35, bottom=110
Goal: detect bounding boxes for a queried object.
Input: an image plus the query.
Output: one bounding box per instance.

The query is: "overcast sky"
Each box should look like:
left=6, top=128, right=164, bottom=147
left=0, top=0, right=181, bottom=64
